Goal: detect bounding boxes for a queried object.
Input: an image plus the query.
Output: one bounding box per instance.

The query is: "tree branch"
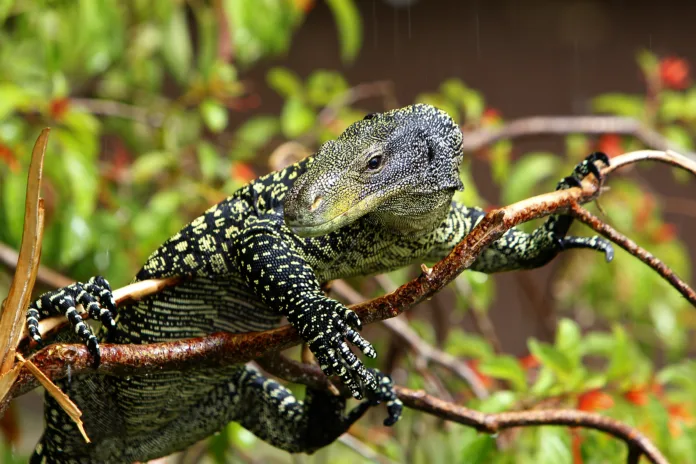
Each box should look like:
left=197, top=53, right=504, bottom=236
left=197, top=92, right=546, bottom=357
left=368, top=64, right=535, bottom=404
left=461, top=115, right=696, bottom=159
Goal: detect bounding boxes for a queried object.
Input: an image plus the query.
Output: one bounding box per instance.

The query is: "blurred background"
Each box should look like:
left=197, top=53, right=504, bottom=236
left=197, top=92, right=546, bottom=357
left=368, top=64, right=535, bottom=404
left=2, top=0, right=696, bottom=462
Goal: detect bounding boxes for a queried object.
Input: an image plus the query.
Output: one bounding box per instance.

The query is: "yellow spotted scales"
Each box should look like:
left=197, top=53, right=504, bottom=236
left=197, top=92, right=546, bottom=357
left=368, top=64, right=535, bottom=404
left=26, top=104, right=613, bottom=463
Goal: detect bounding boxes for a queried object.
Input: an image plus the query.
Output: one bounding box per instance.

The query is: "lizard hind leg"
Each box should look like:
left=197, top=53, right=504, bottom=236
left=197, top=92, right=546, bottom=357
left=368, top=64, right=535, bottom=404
left=228, top=366, right=401, bottom=453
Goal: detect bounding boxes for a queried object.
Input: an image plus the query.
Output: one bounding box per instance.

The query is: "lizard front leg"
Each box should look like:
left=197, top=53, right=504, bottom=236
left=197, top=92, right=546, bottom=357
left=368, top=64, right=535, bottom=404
left=428, top=152, right=614, bottom=273
left=232, top=216, right=396, bottom=409
left=477, top=151, right=613, bottom=271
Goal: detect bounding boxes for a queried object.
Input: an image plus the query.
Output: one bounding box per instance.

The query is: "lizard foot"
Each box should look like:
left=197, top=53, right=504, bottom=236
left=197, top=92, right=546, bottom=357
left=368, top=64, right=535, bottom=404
left=551, top=152, right=614, bottom=261
left=26, top=276, right=117, bottom=366
left=292, top=295, right=377, bottom=400
left=364, top=369, right=403, bottom=426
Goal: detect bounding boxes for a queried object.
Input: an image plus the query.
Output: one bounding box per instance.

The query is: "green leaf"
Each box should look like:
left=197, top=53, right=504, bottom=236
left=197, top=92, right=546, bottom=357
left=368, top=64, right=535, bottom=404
left=326, top=0, right=362, bottom=63
left=592, top=93, right=645, bottom=118
left=207, top=427, right=229, bottom=464
left=555, top=319, right=582, bottom=362
left=0, top=83, right=31, bottom=120
left=460, top=272, right=495, bottom=312
left=230, top=116, right=279, bottom=161
left=581, top=332, right=615, bottom=357
left=479, top=355, right=528, bottom=391
left=663, top=125, right=694, bottom=151
left=444, top=332, right=494, bottom=360
left=280, top=98, right=316, bottom=138
left=636, top=49, right=659, bottom=78
left=660, top=91, right=687, bottom=122
left=130, top=151, right=176, bottom=184
left=0, top=0, right=14, bottom=26
left=197, top=141, right=222, bottom=181
left=306, top=70, right=348, bottom=106
left=266, top=67, right=304, bottom=99
left=658, top=361, right=696, bottom=392
left=58, top=208, right=93, bottom=267
left=477, top=391, right=517, bottom=414
left=605, top=325, right=633, bottom=382
left=501, top=152, right=560, bottom=204
left=162, top=6, right=192, bottom=83
left=490, top=140, right=512, bottom=185
left=529, top=339, right=574, bottom=382
left=195, top=5, right=218, bottom=75
left=459, top=434, right=495, bottom=464
left=536, top=427, right=571, bottom=464
left=200, top=99, right=229, bottom=133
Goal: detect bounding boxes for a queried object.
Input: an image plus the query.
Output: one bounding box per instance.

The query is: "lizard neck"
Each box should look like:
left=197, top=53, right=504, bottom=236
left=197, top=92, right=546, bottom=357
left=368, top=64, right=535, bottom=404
left=365, top=190, right=453, bottom=236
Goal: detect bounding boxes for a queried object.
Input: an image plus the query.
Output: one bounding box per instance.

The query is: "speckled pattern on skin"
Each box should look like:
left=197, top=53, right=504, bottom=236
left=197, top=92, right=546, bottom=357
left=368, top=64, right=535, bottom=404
left=26, top=104, right=612, bottom=463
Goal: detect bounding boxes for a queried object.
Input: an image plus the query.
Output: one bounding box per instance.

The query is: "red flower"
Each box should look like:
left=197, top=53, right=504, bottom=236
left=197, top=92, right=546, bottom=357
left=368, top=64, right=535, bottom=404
left=230, top=162, right=256, bottom=183
left=481, top=108, right=502, bottom=126
left=294, top=0, right=315, bottom=12
left=577, top=389, right=614, bottom=412
left=518, top=354, right=540, bottom=370
left=624, top=386, right=649, bottom=406
left=667, top=403, right=694, bottom=437
left=596, top=134, right=623, bottom=159
left=660, top=57, right=690, bottom=90
left=465, top=359, right=494, bottom=388
left=652, top=223, right=677, bottom=244
left=0, top=144, right=19, bottom=172
left=49, top=97, right=70, bottom=120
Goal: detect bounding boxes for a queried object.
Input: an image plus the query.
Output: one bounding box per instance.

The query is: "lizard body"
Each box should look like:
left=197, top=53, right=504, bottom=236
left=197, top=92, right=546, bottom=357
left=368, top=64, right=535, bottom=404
left=25, top=104, right=612, bottom=463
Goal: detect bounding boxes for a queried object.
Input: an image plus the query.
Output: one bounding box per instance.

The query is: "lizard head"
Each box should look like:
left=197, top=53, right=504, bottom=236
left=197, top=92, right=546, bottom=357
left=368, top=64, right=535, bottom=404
left=284, top=103, right=464, bottom=237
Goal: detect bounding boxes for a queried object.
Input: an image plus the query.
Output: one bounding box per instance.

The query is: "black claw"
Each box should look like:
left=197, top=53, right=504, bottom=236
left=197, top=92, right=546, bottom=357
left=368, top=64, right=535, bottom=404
left=588, top=151, right=610, bottom=166
left=86, top=338, right=101, bottom=367
left=604, top=245, right=614, bottom=262
left=586, top=162, right=602, bottom=182
left=346, top=311, right=362, bottom=330
left=559, top=175, right=582, bottom=190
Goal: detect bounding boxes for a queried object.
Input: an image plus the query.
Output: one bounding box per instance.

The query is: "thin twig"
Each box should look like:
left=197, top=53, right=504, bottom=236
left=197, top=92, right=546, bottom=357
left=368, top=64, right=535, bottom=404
left=570, top=202, right=696, bottom=305
left=70, top=98, right=164, bottom=127
left=461, top=115, right=696, bottom=159
left=0, top=242, right=73, bottom=289
left=397, top=388, right=665, bottom=464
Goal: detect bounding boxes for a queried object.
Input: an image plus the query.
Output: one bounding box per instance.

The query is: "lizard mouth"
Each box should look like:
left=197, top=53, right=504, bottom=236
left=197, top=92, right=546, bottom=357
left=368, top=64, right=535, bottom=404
left=286, top=192, right=381, bottom=237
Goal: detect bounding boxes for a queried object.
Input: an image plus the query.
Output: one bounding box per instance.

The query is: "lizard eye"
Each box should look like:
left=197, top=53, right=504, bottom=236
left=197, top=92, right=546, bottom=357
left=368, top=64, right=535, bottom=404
left=363, top=113, right=377, bottom=120
left=366, top=155, right=383, bottom=170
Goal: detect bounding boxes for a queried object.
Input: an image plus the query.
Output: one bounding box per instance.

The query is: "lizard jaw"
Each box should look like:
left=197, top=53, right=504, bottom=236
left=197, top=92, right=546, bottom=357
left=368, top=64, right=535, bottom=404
left=286, top=192, right=381, bottom=237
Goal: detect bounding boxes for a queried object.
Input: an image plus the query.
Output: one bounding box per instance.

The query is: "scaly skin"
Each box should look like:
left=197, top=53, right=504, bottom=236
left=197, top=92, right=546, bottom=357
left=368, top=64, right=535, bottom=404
left=26, top=104, right=612, bottom=463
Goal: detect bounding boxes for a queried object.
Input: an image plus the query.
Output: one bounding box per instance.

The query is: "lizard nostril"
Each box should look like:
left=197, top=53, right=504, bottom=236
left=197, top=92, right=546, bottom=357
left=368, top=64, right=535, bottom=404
left=310, top=195, right=323, bottom=212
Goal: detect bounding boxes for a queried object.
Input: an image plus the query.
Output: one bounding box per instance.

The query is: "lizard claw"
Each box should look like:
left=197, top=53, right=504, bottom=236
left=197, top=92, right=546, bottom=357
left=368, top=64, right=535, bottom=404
left=292, top=295, right=378, bottom=399
left=365, top=369, right=402, bottom=426
left=345, top=311, right=362, bottom=330
left=26, top=276, right=117, bottom=367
